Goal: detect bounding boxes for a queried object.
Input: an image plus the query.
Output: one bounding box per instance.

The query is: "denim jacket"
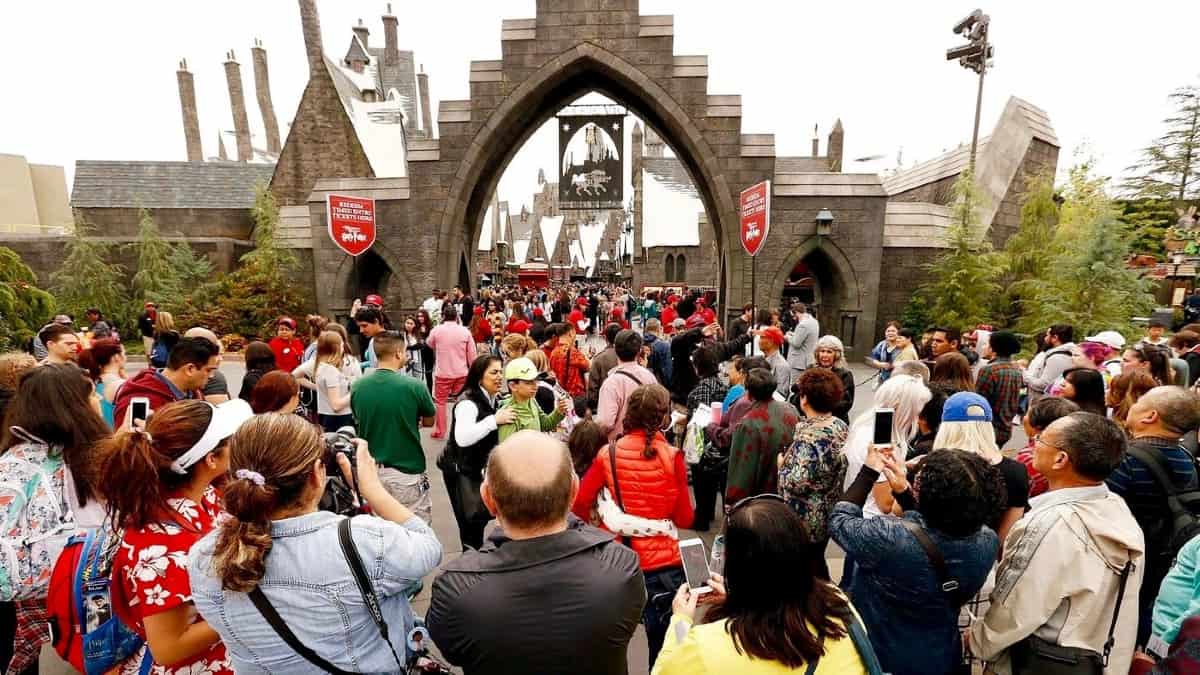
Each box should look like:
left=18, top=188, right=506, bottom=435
left=189, top=511, right=442, bottom=674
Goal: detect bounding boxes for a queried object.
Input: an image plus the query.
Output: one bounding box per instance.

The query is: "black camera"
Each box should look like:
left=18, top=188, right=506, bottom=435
left=320, top=426, right=363, bottom=516
left=323, top=426, right=357, bottom=470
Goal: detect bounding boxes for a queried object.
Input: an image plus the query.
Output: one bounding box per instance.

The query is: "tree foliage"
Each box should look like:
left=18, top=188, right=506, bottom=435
left=1124, top=84, right=1200, bottom=202
left=1119, top=198, right=1173, bottom=259
left=130, top=208, right=180, bottom=305
left=177, top=184, right=311, bottom=339
left=917, top=168, right=1001, bottom=329
left=0, top=247, right=54, bottom=350
left=167, top=241, right=214, bottom=296
left=996, top=172, right=1059, bottom=326
left=51, top=221, right=132, bottom=332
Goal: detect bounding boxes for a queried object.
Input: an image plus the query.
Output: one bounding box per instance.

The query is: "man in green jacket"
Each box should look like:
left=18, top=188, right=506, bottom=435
left=499, top=357, right=568, bottom=441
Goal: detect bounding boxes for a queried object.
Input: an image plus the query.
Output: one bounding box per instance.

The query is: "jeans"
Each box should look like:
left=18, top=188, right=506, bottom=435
left=642, top=567, right=685, bottom=669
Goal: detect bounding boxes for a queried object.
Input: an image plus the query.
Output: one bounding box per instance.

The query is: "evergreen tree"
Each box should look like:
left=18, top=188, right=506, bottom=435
left=130, top=208, right=182, bottom=304
left=51, top=221, right=132, bottom=332
left=917, top=168, right=1000, bottom=329
left=1119, top=198, right=1173, bottom=258
left=0, top=247, right=54, bottom=350
left=1124, top=83, right=1200, bottom=202
left=168, top=241, right=214, bottom=296
left=997, top=172, right=1059, bottom=325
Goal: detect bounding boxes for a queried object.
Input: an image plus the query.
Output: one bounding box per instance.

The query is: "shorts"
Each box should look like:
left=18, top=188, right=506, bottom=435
left=378, top=467, right=432, bottom=524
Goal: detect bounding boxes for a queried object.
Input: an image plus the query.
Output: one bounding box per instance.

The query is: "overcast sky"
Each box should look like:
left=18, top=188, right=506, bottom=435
left=2, top=0, right=1197, bottom=212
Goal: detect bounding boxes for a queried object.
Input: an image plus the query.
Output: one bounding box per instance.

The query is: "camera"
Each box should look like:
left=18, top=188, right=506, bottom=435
left=323, top=426, right=357, bottom=470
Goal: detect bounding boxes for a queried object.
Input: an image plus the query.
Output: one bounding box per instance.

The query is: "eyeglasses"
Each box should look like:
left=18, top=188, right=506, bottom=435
left=1032, top=433, right=1066, bottom=453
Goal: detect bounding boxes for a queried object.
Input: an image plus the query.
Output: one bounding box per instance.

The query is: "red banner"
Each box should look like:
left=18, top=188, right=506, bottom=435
left=326, top=194, right=377, bottom=257
left=739, top=180, right=770, bottom=257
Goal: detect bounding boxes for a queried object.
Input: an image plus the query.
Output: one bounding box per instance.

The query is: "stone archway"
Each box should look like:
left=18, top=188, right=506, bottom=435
left=769, top=237, right=866, bottom=352
left=331, top=241, right=417, bottom=315
left=434, top=41, right=742, bottom=309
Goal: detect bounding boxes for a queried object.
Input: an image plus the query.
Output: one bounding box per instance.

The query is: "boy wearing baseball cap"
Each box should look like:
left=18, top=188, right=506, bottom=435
left=269, top=317, right=305, bottom=372
left=497, top=357, right=568, bottom=441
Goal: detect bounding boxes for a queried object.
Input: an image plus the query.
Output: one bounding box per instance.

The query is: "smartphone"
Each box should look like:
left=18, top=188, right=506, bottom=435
left=678, top=538, right=712, bottom=594
left=130, top=397, right=151, bottom=424
left=873, top=408, right=894, bottom=446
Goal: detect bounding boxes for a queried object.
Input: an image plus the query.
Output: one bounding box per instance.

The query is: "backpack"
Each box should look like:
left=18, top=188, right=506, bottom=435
left=1126, top=444, right=1200, bottom=564
left=149, top=340, right=169, bottom=368
left=47, top=527, right=151, bottom=675
left=0, top=436, right=73, bottom=602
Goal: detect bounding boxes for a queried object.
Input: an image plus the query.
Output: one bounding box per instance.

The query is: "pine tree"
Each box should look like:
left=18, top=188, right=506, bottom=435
left=917, top=168, right=1000, bottom=329
left=0, top=247, right=55, bottom=349
left=997, top=172, right=1059, bottom=325
left=130, top=208, right=182, bottom=305
left=168, top=241, right=214, bottom=296
left=51, top=221, right=132, bottom=331
left=1119, top=198, right=1173, bottom=258
left=1124, top=84, right=1200, bottom=202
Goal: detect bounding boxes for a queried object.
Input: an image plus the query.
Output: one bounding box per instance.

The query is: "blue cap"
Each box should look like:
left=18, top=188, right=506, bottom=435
left=941, top=392, right=993, bottom=423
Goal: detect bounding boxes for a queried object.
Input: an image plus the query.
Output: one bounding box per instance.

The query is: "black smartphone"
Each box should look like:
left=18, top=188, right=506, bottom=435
left=130, top=397, right=150, bottom=424
left=873, top=408, right=895, bottom=446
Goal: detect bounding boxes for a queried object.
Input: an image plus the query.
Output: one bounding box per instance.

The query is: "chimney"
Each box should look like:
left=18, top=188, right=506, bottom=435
left=217, top=131, right=229, bottom=161
left=417, top=64, right=433, bottom=136
left=352, top=18, right=369, bottom=49
left=811, top=123, right=820, bottom=157
left=828, top=118, right=844, bottom=172
left=223, top=51, right=253, bottom=163
left=250, top=39, right=281, bottom=155
left=176, top=59, right=203, bottom=161
left=382, top=3, right=399, bottom=66
left=298, top=0, right=325, bottom=78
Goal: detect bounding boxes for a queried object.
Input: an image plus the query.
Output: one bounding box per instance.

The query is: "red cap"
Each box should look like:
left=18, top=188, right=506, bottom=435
left=667, top=294, right=680, bottom=304
left=277, top=317, right=297, bottom=330
left=686, top=314, right=707, bottom=329
left=510, top=320, right=530, bottom=334
left=760, top=326, right=786, bottom=347
left=365, top=294, right=384, bottom=307
left=533, top=308, right=544, bottom=317
left=577, top=297, right=588, bottom=306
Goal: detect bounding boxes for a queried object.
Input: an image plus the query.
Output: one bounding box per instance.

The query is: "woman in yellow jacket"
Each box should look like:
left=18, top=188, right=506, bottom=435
left=653, top=495, right=882, bottom=674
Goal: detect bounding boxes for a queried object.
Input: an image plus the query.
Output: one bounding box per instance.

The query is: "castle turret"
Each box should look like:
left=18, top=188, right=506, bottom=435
left=176, top=59, right=203, bottom=161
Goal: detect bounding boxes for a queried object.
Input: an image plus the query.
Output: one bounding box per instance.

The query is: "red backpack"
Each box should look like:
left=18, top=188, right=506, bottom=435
left=46, top=527, right=150, bottom=675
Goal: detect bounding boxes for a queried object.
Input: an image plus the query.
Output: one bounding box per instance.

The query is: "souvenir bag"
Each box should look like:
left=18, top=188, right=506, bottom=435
left=682, top=404, right=712, bottom=465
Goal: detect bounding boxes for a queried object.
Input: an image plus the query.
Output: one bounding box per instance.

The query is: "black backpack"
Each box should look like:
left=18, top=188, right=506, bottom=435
left=1126, top=444, right=1200, bottom=563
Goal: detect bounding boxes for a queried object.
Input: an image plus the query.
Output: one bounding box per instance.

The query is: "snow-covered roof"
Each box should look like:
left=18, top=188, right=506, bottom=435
left=642, top=166, right=701, bottom=246
left=512, top=239, right=530, bottom=265
left=324, top=55, right=407, bottom=179
left=539, top=215, right=564, bottom=255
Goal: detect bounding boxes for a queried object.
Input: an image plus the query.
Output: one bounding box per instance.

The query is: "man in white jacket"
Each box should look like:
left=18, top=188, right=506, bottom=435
left=786, top=302, right=819, bottom=376
left=1023, top=324, right=1076, bottom=403
left=969, top=411, right=1145, bottom=675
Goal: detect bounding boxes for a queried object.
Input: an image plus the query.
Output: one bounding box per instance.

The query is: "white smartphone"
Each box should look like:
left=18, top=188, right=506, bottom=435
left=678, top=538, right=712, bottom=594
left=129, top=397, right=151, bottom=424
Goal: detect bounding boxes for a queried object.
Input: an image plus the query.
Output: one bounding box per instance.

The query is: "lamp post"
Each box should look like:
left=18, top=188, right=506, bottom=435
left=946, top=9, right=994, bottom=172
left=815, top=208, right=835, bottom=237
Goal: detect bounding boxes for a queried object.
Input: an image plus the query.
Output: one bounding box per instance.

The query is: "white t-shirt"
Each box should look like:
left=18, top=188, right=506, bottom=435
left=841, top=424, right=907, bottom=519
left=315, top=362, right=350, bottom=415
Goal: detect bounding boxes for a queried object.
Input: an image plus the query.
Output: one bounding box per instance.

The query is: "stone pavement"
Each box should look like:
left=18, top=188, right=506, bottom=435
left=41, top=361, right=1020, bottom=674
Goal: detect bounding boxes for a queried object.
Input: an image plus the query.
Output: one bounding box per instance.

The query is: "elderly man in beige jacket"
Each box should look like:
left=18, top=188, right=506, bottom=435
left=969, top=411, right=1144, bottom=674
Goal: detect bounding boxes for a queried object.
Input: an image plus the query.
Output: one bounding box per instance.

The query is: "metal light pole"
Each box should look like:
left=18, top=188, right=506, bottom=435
left=947, top=10, right=994, bottom=172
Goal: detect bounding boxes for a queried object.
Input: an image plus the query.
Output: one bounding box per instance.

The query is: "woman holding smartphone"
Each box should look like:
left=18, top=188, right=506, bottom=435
left=572, top=384, right=694, bottom=668
left=840, top=374, right=931, bottom=518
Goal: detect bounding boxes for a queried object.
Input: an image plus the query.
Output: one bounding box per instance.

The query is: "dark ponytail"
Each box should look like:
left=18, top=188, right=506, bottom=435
left=622, top=384, right=672, bottom=458
left=211, top=414, right=322, bottom=592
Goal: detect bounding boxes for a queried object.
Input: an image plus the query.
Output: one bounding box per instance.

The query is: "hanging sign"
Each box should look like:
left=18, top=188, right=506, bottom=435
left=558, top=105, right=626, bottom=210
left=327, top=194, right=377, bottom=257
left=739, top=180, right=771, bottom=257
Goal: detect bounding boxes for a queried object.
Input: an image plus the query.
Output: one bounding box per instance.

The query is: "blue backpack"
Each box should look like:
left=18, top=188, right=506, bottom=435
left=48, top=527, right=151, bottom=675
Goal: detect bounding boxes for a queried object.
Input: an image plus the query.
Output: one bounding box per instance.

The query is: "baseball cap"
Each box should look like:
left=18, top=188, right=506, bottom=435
left=169, top=399, right=254, bottom=474
left=510, top=320, right=530, bottom=334
left=277, top=317, right=297, bottom=330
left=504, top=357, right=538, bottom=381
left=365, top=294, right=384, bottom=307
left=760, top=326, right=786, bottom=347
left=1084, top=330, right=1126, bottom=350
left=941, top=392, right=993, bottom=423
left=533, top=308, right=545, bottom=318
left=686, top=314, right=707, bottom=329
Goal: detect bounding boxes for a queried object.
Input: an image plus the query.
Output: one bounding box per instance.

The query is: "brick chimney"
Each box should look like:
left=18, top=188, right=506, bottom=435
left=176, top=59, right=203, bottom=161
left=223, top=51, right=253, bottom=163
left=811, top=124, right=820, bottom=157
left=827, top=118, right=844, bottom=172
left=417, top=64, right=433, bottom=136
left=352, top=18, right=369, bottom=49
left=250, top=39, right=281, bottom=155
left=297, top=0, right=325, bottom=78
left=382, top=3, right=399, bottom=66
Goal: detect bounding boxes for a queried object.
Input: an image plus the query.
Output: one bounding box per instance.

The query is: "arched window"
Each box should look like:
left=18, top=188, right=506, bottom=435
left=665, top=254, right=676, bottom=282
left=675, top=254, right=687, bottom=282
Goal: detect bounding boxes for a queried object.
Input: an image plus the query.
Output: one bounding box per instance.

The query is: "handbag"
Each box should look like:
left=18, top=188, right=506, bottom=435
left=1009, top=559, right=1132, bottom=675
left=248, top=518, right=404, bottom=674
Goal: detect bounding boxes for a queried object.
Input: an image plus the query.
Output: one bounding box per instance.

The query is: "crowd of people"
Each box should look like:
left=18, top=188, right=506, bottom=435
left=4, top=283, right=1200, bottom=674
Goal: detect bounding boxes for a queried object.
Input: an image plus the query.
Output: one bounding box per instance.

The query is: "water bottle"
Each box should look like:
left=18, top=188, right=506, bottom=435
left=709, top=535, right=725, bottom=576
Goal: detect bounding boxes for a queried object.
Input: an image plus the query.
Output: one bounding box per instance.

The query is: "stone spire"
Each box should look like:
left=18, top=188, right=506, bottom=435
left=297, top=0, right=325, bottom=78
left=223, top=50, right=253, bottom=162
left=827, top=118, right=844, bottom=172
left=352, top=18, right=369, bottom=49
left=417, top=65, right=433, bottom=136
left=250, top=39, right=281, bottom=155
left=382, top=3, right=399, bottom=66
left=811, top=123, right=820, bottom=157
left=176, top=59, right=203, bottom=162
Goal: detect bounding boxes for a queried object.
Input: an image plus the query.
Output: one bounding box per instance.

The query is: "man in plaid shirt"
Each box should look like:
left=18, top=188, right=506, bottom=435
left=976, top=331, right=1024, bottom=447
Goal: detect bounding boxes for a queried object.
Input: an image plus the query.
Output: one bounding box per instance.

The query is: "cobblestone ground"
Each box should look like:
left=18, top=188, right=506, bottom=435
left=40, top=360, right=1025, bottom=674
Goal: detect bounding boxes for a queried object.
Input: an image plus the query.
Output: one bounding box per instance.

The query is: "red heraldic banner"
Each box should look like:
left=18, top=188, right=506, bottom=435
left=739, top=180, right=770, bottom=257
left=327, top=194, right=377, bottom=257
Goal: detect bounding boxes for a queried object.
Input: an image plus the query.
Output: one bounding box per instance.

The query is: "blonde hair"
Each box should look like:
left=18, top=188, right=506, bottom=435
left=154, top=311, right=175, bottom=334
left=315, top=330, right=343, bottom=368
left=501, top=333, right=530, bottom=359
left=933, top=420, right=1001, bottom=462
left=210, top=414, right=322, bottom=592
left=849, top=374, right=930, bottom=450
left=526, top=348, right=549, bottom=372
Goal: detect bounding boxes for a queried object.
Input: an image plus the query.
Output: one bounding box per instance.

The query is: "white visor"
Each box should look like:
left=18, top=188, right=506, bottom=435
left=169, top=399, right=254, bottom=474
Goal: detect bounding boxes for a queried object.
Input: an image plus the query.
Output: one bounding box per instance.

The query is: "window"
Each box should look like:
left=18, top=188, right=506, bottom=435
left=675, top=254, right=686, bottom=282
left=665, top=254, right=676, bottom=282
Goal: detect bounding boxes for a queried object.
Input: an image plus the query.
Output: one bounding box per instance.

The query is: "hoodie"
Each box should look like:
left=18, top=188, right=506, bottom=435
left=643, top=332, right=672, bottom=387
left=969, top=484, right=1145, bottom=675
left=112, top=368, right=198, bottom=426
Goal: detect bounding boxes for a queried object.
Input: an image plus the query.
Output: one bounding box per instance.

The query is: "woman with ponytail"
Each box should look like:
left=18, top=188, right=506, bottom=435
left=571, top=383, right=693, bottom=667
left=188, top=413, right=442, bottom=672
left=77, top=337, right=127, bottom=427
left=97, top=398, right=254, bottom=673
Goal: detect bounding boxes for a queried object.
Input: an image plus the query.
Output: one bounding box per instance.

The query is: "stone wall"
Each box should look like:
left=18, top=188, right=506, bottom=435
left=889, top=175, right=957, bottom=206
left=878, top=246, right=938, bottom=330
left=74, top=206, right=256, bottom=240
left=986, top=138, right=1059, bottom=247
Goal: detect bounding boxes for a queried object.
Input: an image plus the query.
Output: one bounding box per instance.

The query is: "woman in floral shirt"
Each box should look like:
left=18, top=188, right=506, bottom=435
left=778, top=369, right=849, bottom=580
left=97, top=398, right=254, bottom=674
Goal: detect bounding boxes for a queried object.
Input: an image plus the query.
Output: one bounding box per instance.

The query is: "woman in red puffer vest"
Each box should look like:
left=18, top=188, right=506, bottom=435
left=573, top=383, right=693, bottom=668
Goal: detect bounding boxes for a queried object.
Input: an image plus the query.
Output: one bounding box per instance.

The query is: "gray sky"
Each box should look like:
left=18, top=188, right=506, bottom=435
left=2, top=0, right=1197, bottom=211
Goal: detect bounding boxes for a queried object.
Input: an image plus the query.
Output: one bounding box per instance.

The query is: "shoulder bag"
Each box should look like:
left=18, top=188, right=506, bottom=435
left=248, top=518, right=404, bottom=674
left=898, top=519, right=975, bottom=610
